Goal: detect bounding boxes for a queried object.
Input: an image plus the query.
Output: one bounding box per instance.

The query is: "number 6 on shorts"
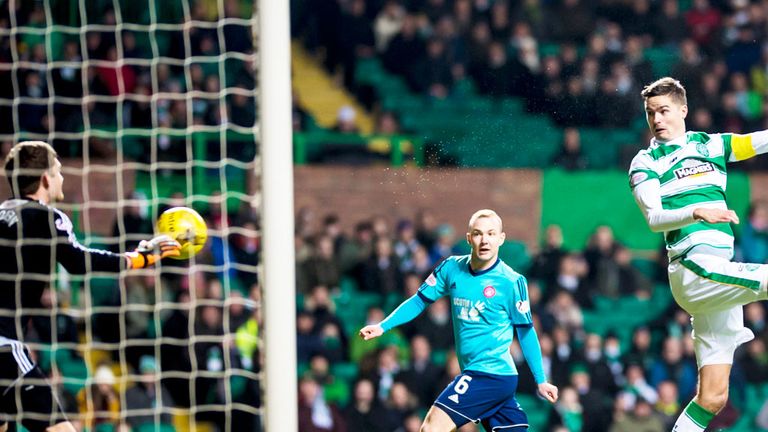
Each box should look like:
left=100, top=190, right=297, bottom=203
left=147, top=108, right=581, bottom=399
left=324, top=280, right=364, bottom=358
left=454, top=375, right=472, bottom=394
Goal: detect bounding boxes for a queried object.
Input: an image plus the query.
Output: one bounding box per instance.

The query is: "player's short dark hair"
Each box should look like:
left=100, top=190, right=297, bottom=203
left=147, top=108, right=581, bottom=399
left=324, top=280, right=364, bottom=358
left=4, top=141, right=58, bottom=197
left=641, top=77, right=687, bottom=105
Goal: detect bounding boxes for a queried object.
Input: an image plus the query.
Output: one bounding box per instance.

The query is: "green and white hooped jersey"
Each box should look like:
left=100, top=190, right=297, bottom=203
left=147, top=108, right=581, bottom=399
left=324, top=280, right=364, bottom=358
left=629, top=131, right=762, bottom=261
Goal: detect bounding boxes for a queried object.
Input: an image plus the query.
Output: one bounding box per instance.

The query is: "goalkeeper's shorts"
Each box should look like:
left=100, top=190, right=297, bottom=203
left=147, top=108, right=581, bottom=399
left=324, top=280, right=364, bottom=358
left=669, top=253, right=768, bottom=367
left=0, top=341, right=68, bottom=431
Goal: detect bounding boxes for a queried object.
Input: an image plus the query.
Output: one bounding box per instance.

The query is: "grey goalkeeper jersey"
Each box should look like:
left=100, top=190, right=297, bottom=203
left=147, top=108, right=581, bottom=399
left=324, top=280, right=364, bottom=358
left=629, top=131, right=768, bottom=261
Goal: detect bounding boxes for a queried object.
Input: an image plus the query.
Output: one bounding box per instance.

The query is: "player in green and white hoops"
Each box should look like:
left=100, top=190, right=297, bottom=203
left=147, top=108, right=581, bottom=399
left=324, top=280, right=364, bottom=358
left=629, top=77, right=768, bottom=432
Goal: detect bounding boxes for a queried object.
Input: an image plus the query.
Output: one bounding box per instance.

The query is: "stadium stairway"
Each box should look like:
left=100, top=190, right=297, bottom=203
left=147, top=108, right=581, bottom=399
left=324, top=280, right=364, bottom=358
left=291, top=41, right=374, bottom=133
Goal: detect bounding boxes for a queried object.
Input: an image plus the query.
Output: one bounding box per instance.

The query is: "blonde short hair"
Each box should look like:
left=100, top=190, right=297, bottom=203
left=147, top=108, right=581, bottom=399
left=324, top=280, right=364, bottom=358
left=467, top=209, right=503, bottom=232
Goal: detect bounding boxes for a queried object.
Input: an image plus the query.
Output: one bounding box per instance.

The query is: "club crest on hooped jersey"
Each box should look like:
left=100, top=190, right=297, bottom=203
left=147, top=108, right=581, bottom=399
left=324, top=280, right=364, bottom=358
left=483, top=286, right=496, bottom=298
left=696, top=142, right=710, bottom=157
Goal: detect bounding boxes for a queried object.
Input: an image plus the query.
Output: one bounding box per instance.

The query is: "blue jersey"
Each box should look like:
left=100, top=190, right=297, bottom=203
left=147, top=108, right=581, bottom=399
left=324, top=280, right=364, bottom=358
left=418, top=255, right=533, bottom=375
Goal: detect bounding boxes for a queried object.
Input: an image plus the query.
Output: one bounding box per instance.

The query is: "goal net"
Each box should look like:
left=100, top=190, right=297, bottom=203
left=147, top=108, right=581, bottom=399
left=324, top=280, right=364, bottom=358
left=0, top=0, right=261, bottom=430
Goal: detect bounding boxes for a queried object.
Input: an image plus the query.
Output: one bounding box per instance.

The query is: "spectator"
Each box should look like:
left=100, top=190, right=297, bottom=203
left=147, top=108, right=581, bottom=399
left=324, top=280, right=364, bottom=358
left=373, top=0, right=405, bottom=53
left=570, top=367, right=614, bottom=432
left=654, top=0, right=688, bottom=47
left=584, top=225, right=620, bottom=284
left=551, top=325, right=578, bottom=387
left=739, top=201, right=768, bottom=264
left=111, top=192, right=153, bottom=252
left=382, top=15, right=424, bottom=76
left=333, top=106, right=361, bottom=134
left=685, top=0, right=722, bottom=52
left=552, top=252, right=591, bottom=308
left=297, top=310, right=323, bottom=364
left=408, top=37, right=453, bottom=98
left=599, top=245, right=652, bottom=298
left=361, top=237, right=402, bottom=294
left=622, top=326, right=654, bottom=372
left=344, top=378, right=395, bottom=432
left=648, top=337, right=698, bottom=403
left=608, top=397, right=664, bottom=432
left=77, top=365, right=121, bottom=430
left=655, top=380, right=681, bottom=430
left=529, top=224, right=566, bottom=291
left=551, top=127, right=588, bottom=171
left=550, top=0, right=594, bottom=44
left=740, top=338, right=768, bottom=383
left=546, top=385, right=583, bottom=432
left=546, top=290, right=584, bottom=332
left=580, top=333, right=619, bottom=396
left=403, top=296, right=454, bottom=352
left=429, top=223, right=457, bottom=263
left=383, top=381, right=418, bottom=428
left=619, top=363, right=658, bottom=408
left=302, top=235, right=341, bottom=293
left=298, top=375, right=348, bottom=432
left=395, top=335, right=443, bottom=407
left=125, top=356, right=174, bottom=428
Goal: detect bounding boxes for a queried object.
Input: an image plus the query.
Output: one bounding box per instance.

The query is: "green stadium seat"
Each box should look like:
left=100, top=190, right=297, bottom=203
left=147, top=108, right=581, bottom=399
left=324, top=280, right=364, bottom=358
left=644, top=46, right=679, bottom=78
left=331, top=362, right=359, bottom=383
left=135, top=424, right=176, bottom=432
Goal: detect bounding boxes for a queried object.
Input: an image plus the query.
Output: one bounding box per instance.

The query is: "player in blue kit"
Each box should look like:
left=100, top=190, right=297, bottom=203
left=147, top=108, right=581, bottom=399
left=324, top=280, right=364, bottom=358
left=360, top=209, right=558, bottom=431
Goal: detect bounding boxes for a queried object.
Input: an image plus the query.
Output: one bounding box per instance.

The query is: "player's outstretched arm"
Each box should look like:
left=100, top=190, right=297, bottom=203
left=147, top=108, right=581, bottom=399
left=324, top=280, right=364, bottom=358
left=125, top=235, right=181, bottom=269
left=537, top=382, right=558, bottom=403
left=358, top=293, right=429, bottom=341
left=359, top=324, right=384, bottom=340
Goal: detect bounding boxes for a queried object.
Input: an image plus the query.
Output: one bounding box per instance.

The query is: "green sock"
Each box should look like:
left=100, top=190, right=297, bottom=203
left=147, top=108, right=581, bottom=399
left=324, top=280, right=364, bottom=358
left=673, top=400, right=715, bottom=431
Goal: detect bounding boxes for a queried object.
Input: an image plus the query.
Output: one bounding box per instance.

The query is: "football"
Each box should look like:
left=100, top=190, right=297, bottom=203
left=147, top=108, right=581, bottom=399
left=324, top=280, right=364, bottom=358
left=155, top=207, right=208, bottom=260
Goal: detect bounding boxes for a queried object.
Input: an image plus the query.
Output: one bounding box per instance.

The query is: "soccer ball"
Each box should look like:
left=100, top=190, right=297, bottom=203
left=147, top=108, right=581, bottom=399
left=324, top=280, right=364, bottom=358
left=155, top=207, right=208, bottom=260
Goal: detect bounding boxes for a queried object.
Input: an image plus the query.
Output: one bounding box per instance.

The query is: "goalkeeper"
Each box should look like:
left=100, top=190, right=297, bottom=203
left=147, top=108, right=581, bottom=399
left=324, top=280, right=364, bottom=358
left=0, top=141, right=180, bottom=432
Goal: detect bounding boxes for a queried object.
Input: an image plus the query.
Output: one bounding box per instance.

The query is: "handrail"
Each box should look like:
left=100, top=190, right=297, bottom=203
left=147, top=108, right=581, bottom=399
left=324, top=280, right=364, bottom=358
left=293, top=131, right=424, bottom=167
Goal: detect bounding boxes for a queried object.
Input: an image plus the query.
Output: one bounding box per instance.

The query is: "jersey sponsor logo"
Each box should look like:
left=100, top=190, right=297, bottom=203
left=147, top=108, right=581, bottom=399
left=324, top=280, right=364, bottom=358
left=630, top=172, right=648, bottom=187
left=516, top=300, right=530, bottom=314
left=454, top=298, right=485, bottom=322
left=0, top=210, right=18, bottom=227
left=425, top=273, right=437, bottom=286
left=696, top=142, right=710, bottom=157
left=483, top=285, right=496, bottom=298
left=673, top=162, right=714, bottom=180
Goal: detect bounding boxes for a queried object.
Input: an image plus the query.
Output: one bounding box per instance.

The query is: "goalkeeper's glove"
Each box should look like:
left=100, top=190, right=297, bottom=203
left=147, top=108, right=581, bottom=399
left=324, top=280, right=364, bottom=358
left=126, top=235, right=181, bottom=269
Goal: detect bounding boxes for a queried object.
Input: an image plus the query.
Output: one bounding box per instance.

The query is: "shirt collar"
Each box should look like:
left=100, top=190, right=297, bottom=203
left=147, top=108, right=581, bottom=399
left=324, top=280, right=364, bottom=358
left=651, top=131, right=688, bottom=148
left=468, top=257, right=501, bottom=276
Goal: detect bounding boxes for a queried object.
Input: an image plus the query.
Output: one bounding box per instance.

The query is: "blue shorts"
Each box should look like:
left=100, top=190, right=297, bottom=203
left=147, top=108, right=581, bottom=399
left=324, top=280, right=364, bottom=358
left=434, top=370, right=528, bottom=431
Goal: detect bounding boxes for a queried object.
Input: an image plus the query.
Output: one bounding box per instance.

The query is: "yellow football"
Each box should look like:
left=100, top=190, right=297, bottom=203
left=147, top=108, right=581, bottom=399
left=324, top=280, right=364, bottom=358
left=155, top=207, right=208, bottom=260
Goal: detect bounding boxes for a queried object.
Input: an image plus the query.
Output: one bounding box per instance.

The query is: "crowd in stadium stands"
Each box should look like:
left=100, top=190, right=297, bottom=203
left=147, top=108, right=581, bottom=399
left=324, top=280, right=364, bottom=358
left=294, top=0, right=768, bottom=171
left=1, top=1, right=255, bottom=161
left=292, top=204, right=768, bottom=432
left=100, top=199, right=262, bottom=430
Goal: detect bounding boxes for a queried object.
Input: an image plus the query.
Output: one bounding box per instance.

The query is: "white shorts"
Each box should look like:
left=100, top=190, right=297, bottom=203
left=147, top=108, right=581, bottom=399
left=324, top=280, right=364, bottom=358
left=668, top=254, right=768, bottom=367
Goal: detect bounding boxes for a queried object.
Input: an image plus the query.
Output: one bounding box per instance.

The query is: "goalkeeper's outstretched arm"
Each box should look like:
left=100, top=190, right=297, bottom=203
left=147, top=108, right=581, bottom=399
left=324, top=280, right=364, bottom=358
left=51, top=208, right=179, bottom=271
